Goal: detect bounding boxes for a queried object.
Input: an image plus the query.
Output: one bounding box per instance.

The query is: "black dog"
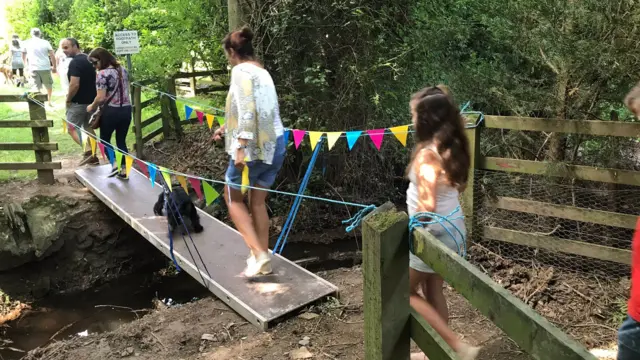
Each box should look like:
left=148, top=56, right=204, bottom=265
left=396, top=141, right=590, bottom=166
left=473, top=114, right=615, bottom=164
left=153, top=183, right=204, bottom=235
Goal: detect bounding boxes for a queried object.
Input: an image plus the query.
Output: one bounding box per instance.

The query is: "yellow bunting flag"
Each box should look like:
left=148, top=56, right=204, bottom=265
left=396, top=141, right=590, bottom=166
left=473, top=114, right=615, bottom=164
left=241, top=165, right=250, bottom=194
left=160, top=167, right=172, bottom=191
left=177, top=175, right=189, bottom=193
left=202, top=181, right=220, bottom=206
left=125, top=156, right=134, bottom=176
left=89, top=137, right=97, bottom=156
left=62, top=120, right=67, bottom=134
left=308, top=132, right=323, bottom=151
left=326, top=132, right=342, bottom=150
left=389, top=125, right=409, bottom=147
left=205, top=114, right=215, bottom=130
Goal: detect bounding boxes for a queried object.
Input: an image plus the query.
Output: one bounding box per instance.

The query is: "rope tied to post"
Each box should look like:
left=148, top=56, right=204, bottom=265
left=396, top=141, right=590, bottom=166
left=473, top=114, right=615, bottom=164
left=342, top=204, right=377, bottom=233
left=408, top=206, right=466, bottom=257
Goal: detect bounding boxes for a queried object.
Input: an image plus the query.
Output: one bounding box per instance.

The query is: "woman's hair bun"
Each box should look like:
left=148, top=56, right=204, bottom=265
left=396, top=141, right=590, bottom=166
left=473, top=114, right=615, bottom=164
left=239, top=26, right=254, bottom=42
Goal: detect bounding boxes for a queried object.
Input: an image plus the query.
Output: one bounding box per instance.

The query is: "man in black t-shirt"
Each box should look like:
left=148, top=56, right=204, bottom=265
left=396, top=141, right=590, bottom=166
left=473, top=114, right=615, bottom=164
left=62, top=38, right=99, bottom=166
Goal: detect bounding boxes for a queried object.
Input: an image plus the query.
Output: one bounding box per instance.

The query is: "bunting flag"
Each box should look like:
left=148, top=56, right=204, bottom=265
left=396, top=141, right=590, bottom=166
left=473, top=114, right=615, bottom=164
left=177, top=175, right=189, bottom=193
left=185, top=105, right=194, bottom=120
left=241, top=165, right=250, bottom=194
left=217, top=116, right=225, bottom=126
left=188, top=178, right=203, bottom=200
left=148, top=164, right=158, bottom=187
left=389, top=125, right=409, bottom=146
left=106, top=147, right=115, bottom=165
left=89, top=137, right=97, bottom=157
left=205, top=114, right=215, bottom=129
left=114, top=150, right=124, bottom=168
left=284, top=130, right=290, bottom=144
left=202, top=181, right=220, bottom=206
left=326, top=132, right=342, bottom=150
left=308, top=132, right=323, bottom=151
left=136, top=159, right=149, bottom=178
left=346, top=131, right=362, bottom=151
left=125, top=156, right=134, bottom=176
left=292, top=130, right=306, bottom=149
left=81, top=132, right=88, bottom=152
left=98, top=142, right=107, bottom=160
left=366, top=129, right=385, bottom=150
left=196, top=111, right=204, bottom=125
left=62, top=120, right=67, bottom=134
left=160, top=167, right=172, bottom=191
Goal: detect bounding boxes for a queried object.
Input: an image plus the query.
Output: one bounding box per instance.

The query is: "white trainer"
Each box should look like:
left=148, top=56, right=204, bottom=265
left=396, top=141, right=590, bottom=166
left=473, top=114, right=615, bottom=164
left=244, top=251, right=272, bottom=277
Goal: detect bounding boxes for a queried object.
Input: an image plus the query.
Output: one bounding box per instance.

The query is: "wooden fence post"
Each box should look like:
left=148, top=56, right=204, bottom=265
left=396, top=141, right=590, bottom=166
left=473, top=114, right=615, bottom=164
left=462, top=119, right=483, bottom=248
left=165, top=77, right=183, bottom=138
left=133, top=86, right=144, bottom=159
left=362, top=202, right=410, bottom=360
left=28, top=95, right=54, bottom=184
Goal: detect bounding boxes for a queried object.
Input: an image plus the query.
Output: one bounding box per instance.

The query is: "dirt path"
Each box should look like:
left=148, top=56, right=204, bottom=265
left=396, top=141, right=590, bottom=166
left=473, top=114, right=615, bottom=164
left=23, top=267, right=531, bottom=360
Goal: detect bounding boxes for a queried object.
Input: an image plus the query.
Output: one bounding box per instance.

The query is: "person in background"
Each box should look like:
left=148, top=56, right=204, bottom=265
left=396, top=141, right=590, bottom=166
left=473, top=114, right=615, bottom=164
left=86, top=47, right=132, bottom=179
left=21, top=28, right=56, bottom=106
left=213, top=26, right=286, bottom=277
left=10, top=39, right=25, bottom=87
left=617, top=87, right=640, bottom=360
left=62, top=38, right=98, bottom=166
left=56, top=39, right=71, bottom=93
left=406, top=85, right=480, bottom=360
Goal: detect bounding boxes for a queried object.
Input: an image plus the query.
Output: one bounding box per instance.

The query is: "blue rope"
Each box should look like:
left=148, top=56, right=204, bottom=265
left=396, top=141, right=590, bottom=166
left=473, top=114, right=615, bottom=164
left=274, top=138, right=324, bottom=254
left=408, top=206, right=467, bottom=257
left=342, top=205, right=377, bottom=233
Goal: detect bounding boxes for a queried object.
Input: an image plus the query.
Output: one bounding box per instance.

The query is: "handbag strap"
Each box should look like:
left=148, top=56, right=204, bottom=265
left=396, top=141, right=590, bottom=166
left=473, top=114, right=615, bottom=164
left=101, top=67, right=123, bottom=108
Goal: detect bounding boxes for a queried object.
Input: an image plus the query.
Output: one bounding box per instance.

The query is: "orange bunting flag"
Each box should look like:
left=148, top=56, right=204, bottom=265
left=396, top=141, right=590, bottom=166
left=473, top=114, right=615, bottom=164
left=89, top=137, right=97, bottom=156
left=177, top=175, right=189, bottom=193
left=389, top=125, right=409, bottom=147
left=326, top=132, right=342, bottom=150
left=308, top=132, right=323, bottom=151
left=125, top=156, right=134, bottom=176
left=205, top=114, right=215, bottom=130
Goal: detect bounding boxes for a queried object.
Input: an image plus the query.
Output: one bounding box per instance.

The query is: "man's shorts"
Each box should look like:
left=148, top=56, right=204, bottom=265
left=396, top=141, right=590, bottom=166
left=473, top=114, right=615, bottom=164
left=31, top=70, right=53, bottom=90
left=66, top=103, right=92, bottom=130
left=225, top=135, right=286, bottom=191
left=618, top=315, right=640, bottom=360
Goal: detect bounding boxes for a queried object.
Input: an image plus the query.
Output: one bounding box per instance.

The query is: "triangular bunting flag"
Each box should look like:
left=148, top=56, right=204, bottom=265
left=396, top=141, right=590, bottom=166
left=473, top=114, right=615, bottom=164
left=202, top=181, right=220, bottom=206
left=160, top=167, right=172, bottom=191
left=389, top=125, right=409, bottom=146
left=292, top=130, right=306, bottom=149
left=346, top=131, right=362, bottom=150
left=81, top=132, right=88, bottom=152
left=136, top=159, right=149, bottom=178
left=106, top=147, right=115, bottom=165
left=188, top=178, right=203, bottom=200
left=308, top=132, right=323, bottom=151
left=98, top=142, right=106, bottom=160
left=284, top=130, right=290, bottom=143
left=62, top=120, right=67, bottom=134
left=196, top=111, right=204, bottom=125
left=205, top=114, right=215, bottom=129
left=366, top=129, right=385, bottom=150
left=177, top=175, right=189, bottom=193
left=241, top=165, right=250, bottom=194
left=89, top=137, right=97, bottom=156
left=114, top=150, right=123, bottom=168
left=326, top=132, right=342, bottom=150
left=125, top=156, right=134, bottom=176
left=148, top=164, right=158, bottom=187
left=185, top=105, right=193, bottom=120
left=217, top=116, right=225, bottom=126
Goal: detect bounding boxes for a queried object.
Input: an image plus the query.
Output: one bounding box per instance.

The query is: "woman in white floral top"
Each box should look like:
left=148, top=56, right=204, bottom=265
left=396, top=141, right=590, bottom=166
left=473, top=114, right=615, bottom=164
left=214, top=26, right=286, bottom=277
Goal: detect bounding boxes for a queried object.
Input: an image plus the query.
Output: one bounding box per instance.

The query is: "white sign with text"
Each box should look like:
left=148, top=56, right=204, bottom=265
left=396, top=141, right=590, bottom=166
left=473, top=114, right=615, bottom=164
left=114, top=30, right=140, bottom=55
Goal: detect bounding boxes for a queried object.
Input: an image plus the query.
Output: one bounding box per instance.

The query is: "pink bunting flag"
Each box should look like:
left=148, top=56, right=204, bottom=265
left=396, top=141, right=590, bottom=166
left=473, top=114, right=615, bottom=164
left=196, top=111, right=204, bottom=125
left=366, top=129, right=385, bottom=150
left=292, top=130, right=306, bottom=149
left=135, top=159, right=149, bottom=178
left=98, top=142, right=106, bottom=160
left=188, top=178, right=204, bottom=200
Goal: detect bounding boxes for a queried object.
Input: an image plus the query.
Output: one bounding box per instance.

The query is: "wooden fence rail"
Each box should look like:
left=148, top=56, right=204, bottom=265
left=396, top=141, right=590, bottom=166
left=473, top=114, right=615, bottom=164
left=0, top=94, right=60, bottom=184
left=362, top=203, right=596, bottom=360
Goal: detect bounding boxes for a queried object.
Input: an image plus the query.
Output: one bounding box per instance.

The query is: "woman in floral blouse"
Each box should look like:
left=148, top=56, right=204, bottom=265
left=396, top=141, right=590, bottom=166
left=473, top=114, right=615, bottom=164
left=213, top=26, right=286, bottom=277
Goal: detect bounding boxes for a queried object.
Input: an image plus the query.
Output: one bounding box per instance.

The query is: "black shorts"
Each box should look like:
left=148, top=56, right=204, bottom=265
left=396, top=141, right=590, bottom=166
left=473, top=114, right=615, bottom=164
left=12, top=68, right=24, bottom=77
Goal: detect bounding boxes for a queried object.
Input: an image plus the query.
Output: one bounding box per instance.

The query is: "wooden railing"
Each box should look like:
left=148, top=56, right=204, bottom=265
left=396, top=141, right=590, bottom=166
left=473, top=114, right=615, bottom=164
left=172, top=70, right=228, bottom=96
left=0, top=94, right=61, bottom=184
left=361, top=203, right=596, bottom=360
left=463, top=115, right=640, bottom=266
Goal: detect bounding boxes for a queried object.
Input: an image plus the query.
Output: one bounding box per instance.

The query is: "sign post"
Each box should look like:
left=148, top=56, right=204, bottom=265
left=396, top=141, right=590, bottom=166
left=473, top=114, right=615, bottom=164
left=113, top=30, right=140, bottom=102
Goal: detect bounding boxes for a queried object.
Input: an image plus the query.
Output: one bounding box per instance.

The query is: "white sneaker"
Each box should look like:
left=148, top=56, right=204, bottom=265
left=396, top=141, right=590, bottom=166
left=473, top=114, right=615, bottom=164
left=457, top=343, right=481, bottom=360
left=244, top=251, right=272, bottom=277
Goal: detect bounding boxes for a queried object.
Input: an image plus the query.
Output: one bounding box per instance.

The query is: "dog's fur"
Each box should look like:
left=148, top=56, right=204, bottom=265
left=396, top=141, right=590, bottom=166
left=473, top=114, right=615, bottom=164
left=153, top=183, right=204, bottom=235
left=0, top=65, right=14, bottom=85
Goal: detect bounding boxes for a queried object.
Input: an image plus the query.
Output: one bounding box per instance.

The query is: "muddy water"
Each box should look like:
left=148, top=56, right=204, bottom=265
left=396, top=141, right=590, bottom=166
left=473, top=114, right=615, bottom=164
left=1, top=272, right=209, bottom=360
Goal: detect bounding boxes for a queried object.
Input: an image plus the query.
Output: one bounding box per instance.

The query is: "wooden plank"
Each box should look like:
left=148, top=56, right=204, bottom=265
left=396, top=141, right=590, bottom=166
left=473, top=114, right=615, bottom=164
left=140, top=96, right=161, bottom=109
left=195, top=86, right=229, bottom=94
left=0, top=120, right=53, bottom=128
left=140, top=113, right=163, bottom=129
left=480, top=157, right=640, bottom=186
left=487, top=196, right=638, bottom=229
left=410, top=309, right=459, bottom=360
left=0, top=162, right=62, bottom=170
left=0, top=94, right=47, bottom=103
left=133, top=86, right=144, bottom=159
left=172, top=70, right=227, bottom=79
left=485, top=116, right=640, bottom=137
left=463, top=124, right=482, bottom=247
left=412, top=228, right=597, bottom=360
left=28, top=99, right=54, bottom=184
left=0, top=143, right=58, bottom=151
left=142, top=126, right=164, bottom=144
left=483, top=226, right=632, bottom=265
left=362, top=203, right=410, bottom=360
